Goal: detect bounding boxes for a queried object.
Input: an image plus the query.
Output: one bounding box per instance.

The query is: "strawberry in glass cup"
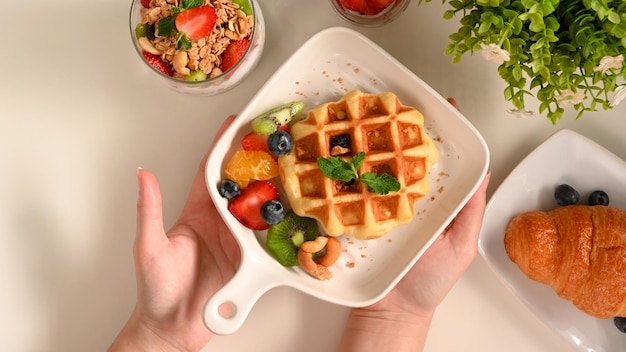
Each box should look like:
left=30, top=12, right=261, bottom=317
left=329, top=0, right=411, bottom=26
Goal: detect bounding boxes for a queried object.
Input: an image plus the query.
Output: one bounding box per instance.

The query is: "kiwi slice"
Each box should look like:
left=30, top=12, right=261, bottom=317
left=232, top=0, right=253, bottom=15
left=185, top=70, right=207, bottom=82
left=251, top=101, right=305, bottom=135
left=266, top=210, right=320, bottom=266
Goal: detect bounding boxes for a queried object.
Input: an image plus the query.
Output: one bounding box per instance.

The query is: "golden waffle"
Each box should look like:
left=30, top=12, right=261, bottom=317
left=278, top=90, right=439, bottom=240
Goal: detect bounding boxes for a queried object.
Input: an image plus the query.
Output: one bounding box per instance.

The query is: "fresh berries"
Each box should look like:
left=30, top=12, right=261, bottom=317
left=221, top=38, right=251, bottom=72
left=369, top=0, right=394, bottom=12
left=267, top=130, right=293, bottom=156
left=554, top=184, right=612, bottom=207
left=142, top=51, right=173, bottom=76
left=339, top=0, right=393, bottom=15
left=260, top=200, right=286, bottom=225
left=340, top=0, right=375, bottom=15
left=330, top=134, right=351, bottom=155
left=554, top=184, right=580, bottom=206
left=218, top=179, right=241, bottom=199
left=228, top=180, right=280, bottom=230
left=175, top=5, right=217, bottom=40
left=221, top=103, right=303, bottom=230
left=224, top=150, right=279, bottom=188
left=588, top=190, right=609, bottom=206
left=242, top=131, right=272, bottom=153
left=614, top=317, right=626, bottom=333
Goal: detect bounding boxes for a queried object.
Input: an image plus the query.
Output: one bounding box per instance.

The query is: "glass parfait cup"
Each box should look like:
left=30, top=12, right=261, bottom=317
left=129, top=0, right=265, bottom=96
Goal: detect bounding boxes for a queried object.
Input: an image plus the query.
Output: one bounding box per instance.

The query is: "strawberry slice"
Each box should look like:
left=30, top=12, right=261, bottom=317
left=368, top=0, right=394, bottom=12
left=228, top=180, right=280, bottom=230
left=339, top=0, right=377, bottom=15
left=220, top=38, right=251, bottom=72
left=241, top=126, right=289, bottom=160
left=141, top=0, right=151, bottom=8
left=175, top=5, right=217, bottom=40
left=142, top=51, right=173, bottom=76
left=242, top=132, right=273, bottom=157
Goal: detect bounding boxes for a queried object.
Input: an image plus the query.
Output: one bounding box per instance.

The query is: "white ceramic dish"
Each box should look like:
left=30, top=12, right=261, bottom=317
left=479, top=129, right=626, bottom=352
left=204, top=26, right=489, bottom=335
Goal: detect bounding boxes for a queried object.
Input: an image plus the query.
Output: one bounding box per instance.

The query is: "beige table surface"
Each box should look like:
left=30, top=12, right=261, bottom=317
left=2, top=0, right=625, bottom=351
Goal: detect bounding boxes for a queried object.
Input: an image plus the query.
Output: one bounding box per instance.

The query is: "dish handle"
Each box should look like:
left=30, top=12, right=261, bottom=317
left=203, top=255, right=279, bottom=335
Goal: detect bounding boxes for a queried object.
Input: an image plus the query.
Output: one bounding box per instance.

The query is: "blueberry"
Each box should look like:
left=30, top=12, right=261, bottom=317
left=146, top=24, right=156, bottom=40
left=218, top=179, right=240, bottom=198
left=554, top=184, right=580, bottom=206
left=260, top=200, right=285, bottom=225
left=614, top=317, right=626, bottom=333
left=588, top=190, right=609, bottom=206
left=330, top=134, right=351, bottom=150
left=329, top=134, right=352, bottom=155
left=267, top=130, right=293, bottom=156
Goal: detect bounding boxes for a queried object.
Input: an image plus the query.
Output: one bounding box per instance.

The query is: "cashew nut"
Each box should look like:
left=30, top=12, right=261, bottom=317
left=298, top=248, right=332, bottom=281
left=314, top=237, right=341, bottom=267
left=301, top=236, right=328, bottom=253
left=138, top=36, right=162, bottom=55
left=172, top=51, right=190, bottom=76
left=297, top=236, right=341, bottom=281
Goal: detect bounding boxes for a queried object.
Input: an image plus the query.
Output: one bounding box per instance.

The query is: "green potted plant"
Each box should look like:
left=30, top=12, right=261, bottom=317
left=421, top=0, right=626, bottom=123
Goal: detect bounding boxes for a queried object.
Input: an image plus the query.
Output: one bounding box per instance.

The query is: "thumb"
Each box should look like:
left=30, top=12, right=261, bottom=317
left=134, top=167, right=168, bottom=262
left=446, top=172, right=490, bottom=254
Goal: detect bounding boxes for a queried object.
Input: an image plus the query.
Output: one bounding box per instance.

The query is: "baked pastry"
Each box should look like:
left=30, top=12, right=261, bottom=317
left=278, top=90, right=439, bottom=240
left=504, top=205, right=626, bottom=319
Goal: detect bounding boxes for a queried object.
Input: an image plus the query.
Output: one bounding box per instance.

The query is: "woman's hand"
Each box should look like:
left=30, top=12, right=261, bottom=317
left=339, top=165, right=490, bottom=352
left=109, top=116, right=239, bottom=352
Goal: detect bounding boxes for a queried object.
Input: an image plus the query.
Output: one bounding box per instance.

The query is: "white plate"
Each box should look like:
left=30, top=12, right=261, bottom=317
left=204, top=26, right=489, bottom=335
left=479, top=129, right=626, bottom=352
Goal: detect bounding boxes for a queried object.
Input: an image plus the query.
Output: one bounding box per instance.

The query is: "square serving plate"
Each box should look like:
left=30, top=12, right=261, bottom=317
left=479, top=129, right=626, bottom=351
left=203, top=26, right=489, bottom=335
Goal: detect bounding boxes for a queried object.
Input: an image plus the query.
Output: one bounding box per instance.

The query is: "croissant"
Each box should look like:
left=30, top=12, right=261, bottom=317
left=504, top=204, right=626, bottom=319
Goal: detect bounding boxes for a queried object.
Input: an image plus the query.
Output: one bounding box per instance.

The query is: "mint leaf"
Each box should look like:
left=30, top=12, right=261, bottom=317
left=360, top=172, right=400, bottom=195
left=171, top=0, right=204, bottom=13
left=157, top=16, right=177, bottom=37
left=350, top=152, right=365, bottom=172
left=182, top=0, right=204, bottom=9
left=317, top=157, right=356, bottom=182
left=176, top=32, right=192, bottom=50
left=318, top=153, right=401, bottom=195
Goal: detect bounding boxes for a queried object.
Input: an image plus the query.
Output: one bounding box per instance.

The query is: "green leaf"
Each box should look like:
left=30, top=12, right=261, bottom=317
left=157, top=16, right=177, bottom=37
left=478, top=20, right=492, bottom=34
left=544, top=16, right=560, bottom=31
left=443, top=10, right=456, bottom=19
left=529, top=21, right=545, bottom=32
left=351, top=152, right=365, bottom=171
left=607, top=10, right=621, bottom=24
left=360, top=173, right=400, bottom=195
left=182, top=0, right=204, bottom=9
left=317, top=157, right=356, bottom=183
left=317, top=152, right=400, bottom=195
left=512, top=65, right=523, bottom=81
left=445, top=43, right=456, bottom=55
left=504, top=85, right=514, bottom=100
left=176, top=32, right=192, bottom=50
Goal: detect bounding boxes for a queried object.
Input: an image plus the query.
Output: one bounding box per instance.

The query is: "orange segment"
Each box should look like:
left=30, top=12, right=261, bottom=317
left=224, top=150, right=279, bottom=188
